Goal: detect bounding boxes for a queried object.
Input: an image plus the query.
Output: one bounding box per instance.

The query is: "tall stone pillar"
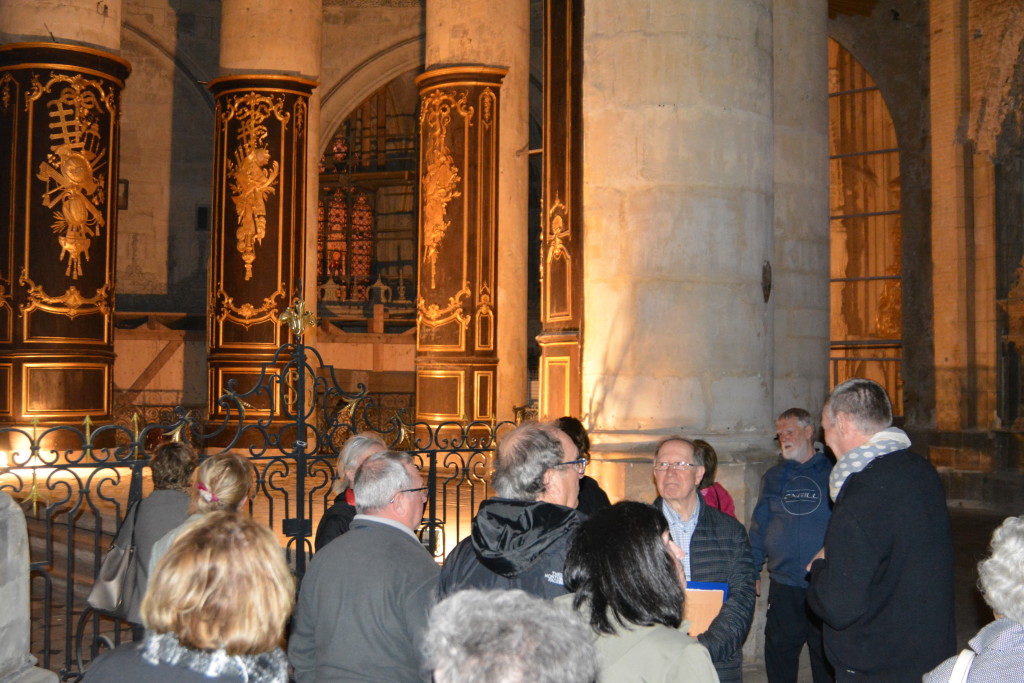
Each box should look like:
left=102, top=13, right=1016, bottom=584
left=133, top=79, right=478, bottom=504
left=0, top=2, right=128, bottom=444
left=581, top=1, right=775, bottom=501
left=772, top=0, right=830, bottom=413
left=423, top=0, right=529, bottom=422
left=207, top=0, right=319, bottom=419
left=414, top=68, right=504, bottom=425
left=537, top=0, right=584, bottom=421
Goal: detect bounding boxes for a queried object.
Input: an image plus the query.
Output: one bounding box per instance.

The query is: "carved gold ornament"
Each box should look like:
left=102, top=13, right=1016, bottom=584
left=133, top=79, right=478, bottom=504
left=0, top=73, right=15, bottom=112
left=223, top=93, right=288, bottom=281
left=546, top=196, right=570, bottom=263
left=216, top=285, right=285, bottom=329
left=19, top=268, right=110, bottom=318
left=420, top=89, right=470, bottom=289
left=34, top=74, right=113, bottom=280
left=279, top=296, right=317, bottom=338
left=418, top=282, right=471, bottom=328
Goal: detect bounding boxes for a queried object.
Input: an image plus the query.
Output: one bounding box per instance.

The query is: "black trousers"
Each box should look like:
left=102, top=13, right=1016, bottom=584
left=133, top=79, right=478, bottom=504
left=765, top=579, right=834, bottom=683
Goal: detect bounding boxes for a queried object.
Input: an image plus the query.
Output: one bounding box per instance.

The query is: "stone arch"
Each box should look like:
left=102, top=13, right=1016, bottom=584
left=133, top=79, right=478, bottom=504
left=318, top=35, right=424, bottom=154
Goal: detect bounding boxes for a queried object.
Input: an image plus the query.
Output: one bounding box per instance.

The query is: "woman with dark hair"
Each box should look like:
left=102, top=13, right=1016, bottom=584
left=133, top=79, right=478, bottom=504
left=554, top=416, right=611, bottom=516
left=694, top=439, right=735, bottom=518
left=561, top=501, right=719, bottom=682
left=127, top=442, right=198, bottom=636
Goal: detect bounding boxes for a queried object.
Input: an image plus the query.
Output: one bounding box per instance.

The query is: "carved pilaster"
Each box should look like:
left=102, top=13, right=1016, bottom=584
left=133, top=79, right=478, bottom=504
left=207, top=75, right=315, bottom=420
left=415, top=67, right=505, bottom=424
left=0, top=43, right=129, bottom=429
left=538, top=1, right=584, bottom=420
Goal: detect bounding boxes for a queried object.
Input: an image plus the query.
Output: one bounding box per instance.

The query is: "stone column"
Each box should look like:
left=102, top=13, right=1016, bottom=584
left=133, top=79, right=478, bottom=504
left=581, top=1, right=775, bottom=505
left=414, top=68, right=504, bottom=425
left=0, top=2, right=128, bottom=447
left=0, top=492, right=57, bottom=682
left=423, top=0, right=529, bottom=422
left=207, top=0, right=320, bottom=420
left=772, top=0, right=830, bottom=414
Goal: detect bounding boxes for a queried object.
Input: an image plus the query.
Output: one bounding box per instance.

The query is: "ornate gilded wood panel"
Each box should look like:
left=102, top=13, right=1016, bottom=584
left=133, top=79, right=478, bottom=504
left=0, top=44, right=129, bottom=423
left=538, top=1, right=584, bottom=420
left=207, top=75, right=315, bottom=419
left=415, top=67, right=505, bottom=424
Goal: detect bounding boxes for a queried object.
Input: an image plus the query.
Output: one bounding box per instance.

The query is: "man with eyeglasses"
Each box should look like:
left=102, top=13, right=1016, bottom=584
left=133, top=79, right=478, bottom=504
left=438, top=421, right=585, bottom=599
left=653, top=436, right=756, bottom=683
left=290, top=450, right=439, bottom=682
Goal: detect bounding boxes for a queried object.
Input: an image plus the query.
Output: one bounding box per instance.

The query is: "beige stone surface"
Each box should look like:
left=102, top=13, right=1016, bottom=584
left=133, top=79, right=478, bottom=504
left=220, top=0, right=322, bottom=78
left=0, top=0, right=122, bottom=50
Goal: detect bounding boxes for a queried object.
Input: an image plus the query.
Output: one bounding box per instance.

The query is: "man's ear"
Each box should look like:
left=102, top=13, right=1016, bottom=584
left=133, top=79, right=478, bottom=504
left=540, top=467, right=563, bottom=505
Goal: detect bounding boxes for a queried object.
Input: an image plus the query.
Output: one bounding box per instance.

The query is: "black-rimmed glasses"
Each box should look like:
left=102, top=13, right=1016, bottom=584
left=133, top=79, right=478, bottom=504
left=389, top=486, right=429, bottom=504
left=553, top=458, right=588, bottom=475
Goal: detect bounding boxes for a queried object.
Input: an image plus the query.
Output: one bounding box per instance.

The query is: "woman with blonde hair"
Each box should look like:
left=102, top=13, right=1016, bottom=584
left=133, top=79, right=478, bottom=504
left=84, top=512, right=294, bottom=682
left=147, top=452, right=253, bottom=576
left=314, top=432, right=386, bottom=550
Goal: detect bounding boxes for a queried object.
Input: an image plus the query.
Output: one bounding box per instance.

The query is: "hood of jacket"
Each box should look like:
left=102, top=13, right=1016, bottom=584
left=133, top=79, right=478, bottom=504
left=470, top=498, right=582, bottom=577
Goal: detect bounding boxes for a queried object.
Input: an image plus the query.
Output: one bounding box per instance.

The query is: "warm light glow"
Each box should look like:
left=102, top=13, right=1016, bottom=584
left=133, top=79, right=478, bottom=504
left=0, top=451, right=6, bottom=468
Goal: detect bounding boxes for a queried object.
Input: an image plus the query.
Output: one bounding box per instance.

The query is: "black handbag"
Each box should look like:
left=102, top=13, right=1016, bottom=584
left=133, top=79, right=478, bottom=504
left=87, top=501, right=141, bottom=619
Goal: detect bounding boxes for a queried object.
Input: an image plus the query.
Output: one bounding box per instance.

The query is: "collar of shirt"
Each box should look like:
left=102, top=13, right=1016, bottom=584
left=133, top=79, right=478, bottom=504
left=353, top=513, right=419, bottom=540
left=661, top=498, right=701, bottom=580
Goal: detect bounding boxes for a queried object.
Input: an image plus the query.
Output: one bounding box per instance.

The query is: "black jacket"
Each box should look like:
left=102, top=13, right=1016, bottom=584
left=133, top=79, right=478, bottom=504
left=314, top=496, right=356, bottom=551
left=807, top=449, right=956, bottom=681
left=437, top=498, right=583, bottom=600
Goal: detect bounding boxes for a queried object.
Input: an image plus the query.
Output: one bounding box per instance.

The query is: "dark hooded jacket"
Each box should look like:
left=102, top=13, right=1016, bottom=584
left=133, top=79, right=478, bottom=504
left=437, top=498, right=583, bottom=600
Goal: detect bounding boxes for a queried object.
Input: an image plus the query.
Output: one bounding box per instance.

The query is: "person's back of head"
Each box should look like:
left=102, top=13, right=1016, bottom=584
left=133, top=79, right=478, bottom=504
left=693, top=439, right=718, bottom=489
left=491, top=422, right=564, bottom=501
left=564, top=501, right=684, bottom=635
left=978, top=515, right=1024, bottom=625
left=825, top=378, right=892, bottom=435
left=333, top=432, right=387, bottom=495
left=425, top=588, right=597, bottom=683
left=151, top=442, right=198, bottom=492
left=554, top=416, right=590, bottom=457
left=141, top=511, right=294, bottom=656
left=353, top=450, right=415, bottom=513
left=194, top=453, right=252, bottom=513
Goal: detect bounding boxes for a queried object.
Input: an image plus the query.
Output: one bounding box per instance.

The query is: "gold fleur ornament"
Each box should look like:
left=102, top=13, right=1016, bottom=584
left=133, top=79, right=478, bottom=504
left=280, top=297, right=317, bottom=338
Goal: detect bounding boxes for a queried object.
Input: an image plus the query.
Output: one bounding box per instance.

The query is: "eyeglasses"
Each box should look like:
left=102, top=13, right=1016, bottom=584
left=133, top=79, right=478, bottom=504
left=553, top=458, right=588, bottom=475
left=390, top=486, right=428, bottom=504
left=653, top=461, right=700, bottom=472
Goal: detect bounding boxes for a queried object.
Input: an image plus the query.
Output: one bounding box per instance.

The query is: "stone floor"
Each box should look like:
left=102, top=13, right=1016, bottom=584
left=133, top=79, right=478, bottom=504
left=742, top=505, right=1006, bottom=682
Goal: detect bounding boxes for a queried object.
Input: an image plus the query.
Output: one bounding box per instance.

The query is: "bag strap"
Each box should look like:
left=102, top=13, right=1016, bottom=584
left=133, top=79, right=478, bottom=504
left=948, top=648, right=976, bottom=683
left=113, top=500, right=142, bottom=547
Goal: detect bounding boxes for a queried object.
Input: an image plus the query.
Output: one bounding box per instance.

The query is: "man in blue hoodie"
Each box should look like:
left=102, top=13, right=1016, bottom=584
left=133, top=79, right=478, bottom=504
left=749, top=408, right=833, bottom=683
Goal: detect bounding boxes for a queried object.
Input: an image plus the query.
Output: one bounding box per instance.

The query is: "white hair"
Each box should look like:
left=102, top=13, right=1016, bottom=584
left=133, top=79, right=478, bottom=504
left=333, top=432, right=387, bottom=495
left=353, top=451, right=416, bottom=513
left=425, top=589, right=597, bottom=683
left=979, top=515, right=1024, bottom=624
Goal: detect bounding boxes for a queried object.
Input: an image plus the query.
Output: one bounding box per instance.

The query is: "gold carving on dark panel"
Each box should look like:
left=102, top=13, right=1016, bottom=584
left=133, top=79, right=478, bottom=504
left=418, top=281, right=472, bottom=329
left=546, top=196, right=570, bottom=263
left=33, top=74, right=113, bottom=280
left=481, top=88, right=496, bottom=127
left=19, top=269, right=110, bottom=318
left=420, top=90, right=470, bottom=289
left=0, top=73, right=15, bottom=112
left=222, top=93, right=288, bottom=281
left=216, top=284, right=285, bottom=329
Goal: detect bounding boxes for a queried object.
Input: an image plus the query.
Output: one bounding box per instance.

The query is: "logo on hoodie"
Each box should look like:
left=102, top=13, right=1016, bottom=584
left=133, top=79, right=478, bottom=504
left=545, top=571, right=564, bottom=585
left=782, top=475, right=824, bottom=516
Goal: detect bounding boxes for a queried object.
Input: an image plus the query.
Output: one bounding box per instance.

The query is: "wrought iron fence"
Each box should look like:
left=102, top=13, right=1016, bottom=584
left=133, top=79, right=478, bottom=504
left=0, top=308, right=511, bottom=680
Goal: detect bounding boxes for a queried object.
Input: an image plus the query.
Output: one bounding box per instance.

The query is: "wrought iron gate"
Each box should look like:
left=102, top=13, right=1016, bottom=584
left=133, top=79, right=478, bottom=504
left=0, top=298, right=513, bottom=680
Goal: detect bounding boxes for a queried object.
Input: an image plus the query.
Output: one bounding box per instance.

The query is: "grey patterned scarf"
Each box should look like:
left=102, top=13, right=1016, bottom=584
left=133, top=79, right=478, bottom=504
left=829, top=426, right=911, bottom=502
left=141, top=631, right=288, bottom=683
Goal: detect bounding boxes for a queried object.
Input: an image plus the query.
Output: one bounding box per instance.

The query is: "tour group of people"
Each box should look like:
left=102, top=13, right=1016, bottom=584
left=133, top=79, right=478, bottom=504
left=82, top=378, right=1024, bottom=682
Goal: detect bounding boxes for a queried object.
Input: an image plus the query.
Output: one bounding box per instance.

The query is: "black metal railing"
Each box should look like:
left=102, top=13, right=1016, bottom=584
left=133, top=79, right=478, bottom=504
left=0, top=309, right=510, bottom=680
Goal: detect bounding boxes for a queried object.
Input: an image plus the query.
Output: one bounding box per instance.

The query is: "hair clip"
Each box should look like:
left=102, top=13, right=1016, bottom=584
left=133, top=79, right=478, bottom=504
left=197, top=481, right=219, bottom=503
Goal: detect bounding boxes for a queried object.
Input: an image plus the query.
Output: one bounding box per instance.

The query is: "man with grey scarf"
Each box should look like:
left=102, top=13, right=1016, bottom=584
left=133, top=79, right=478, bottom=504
left=806, top=378, right=955, bottom=682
